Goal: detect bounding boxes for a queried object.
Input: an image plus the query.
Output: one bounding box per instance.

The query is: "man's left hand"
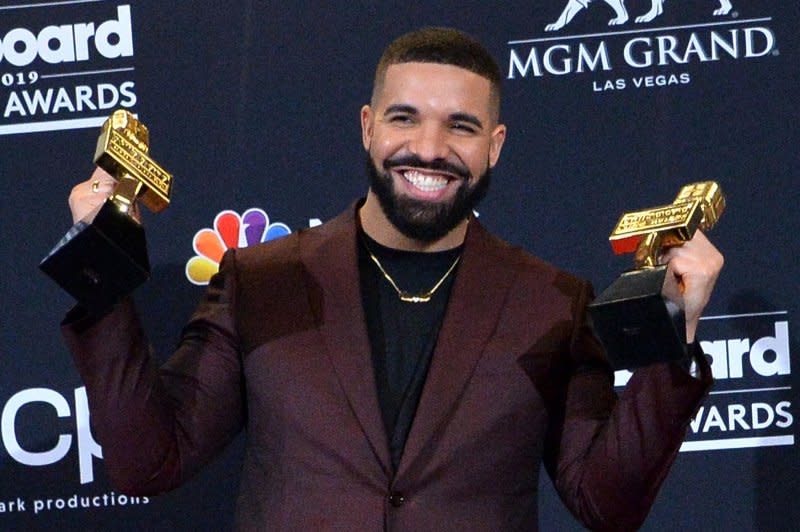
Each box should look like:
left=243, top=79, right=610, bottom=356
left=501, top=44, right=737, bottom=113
left=660, top=230, right=724, bottom=343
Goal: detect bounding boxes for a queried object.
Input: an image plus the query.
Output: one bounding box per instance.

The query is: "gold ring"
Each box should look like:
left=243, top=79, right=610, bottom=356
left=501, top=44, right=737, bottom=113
left=91, top=180, right=100, bottom=193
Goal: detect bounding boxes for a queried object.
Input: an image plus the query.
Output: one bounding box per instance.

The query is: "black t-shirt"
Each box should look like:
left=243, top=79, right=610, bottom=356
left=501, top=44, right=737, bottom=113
left=358, top=231, right=462, bottom=471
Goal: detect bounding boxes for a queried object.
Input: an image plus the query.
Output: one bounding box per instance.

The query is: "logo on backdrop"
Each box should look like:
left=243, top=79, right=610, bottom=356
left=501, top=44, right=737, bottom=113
left=186, top=209, right=292, bottom=285
left=1, top=385, right=149, bottom=516
left=0, top=3, right=136, bottom=135
left=2, top=387, right=100, bottom=484
left=615, top=311, right=795, bottom=452
left=544, top=0, right=735, bottom=32
left=508, top=2, right=779, bottom=92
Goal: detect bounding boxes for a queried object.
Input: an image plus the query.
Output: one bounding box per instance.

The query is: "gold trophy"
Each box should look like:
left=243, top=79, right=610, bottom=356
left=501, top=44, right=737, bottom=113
left=587, top=182, right=725, bottom=369
left=40, top=110, right=173, bottom=313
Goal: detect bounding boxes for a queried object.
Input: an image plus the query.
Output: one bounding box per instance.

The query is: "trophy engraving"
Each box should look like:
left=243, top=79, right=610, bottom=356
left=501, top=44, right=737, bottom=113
left=588, top=182, right=725, bottom=369
left=40, top=110, right=173, bottom=313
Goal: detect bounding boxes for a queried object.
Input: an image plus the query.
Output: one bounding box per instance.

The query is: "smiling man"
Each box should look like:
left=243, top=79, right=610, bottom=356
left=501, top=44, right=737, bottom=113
left=63, top=27, right=722, bottom=531
left=359, top=57, right=505, bottom=249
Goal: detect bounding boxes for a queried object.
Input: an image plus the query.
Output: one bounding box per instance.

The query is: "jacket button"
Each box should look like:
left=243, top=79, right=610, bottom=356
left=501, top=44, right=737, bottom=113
left=388, top=493, right=405, bottom=507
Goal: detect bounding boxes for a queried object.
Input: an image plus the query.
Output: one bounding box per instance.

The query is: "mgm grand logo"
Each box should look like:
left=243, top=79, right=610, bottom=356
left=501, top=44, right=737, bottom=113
left=544, top=0, right=736, bottom=32
left=507, top=1, right=779, bottom=91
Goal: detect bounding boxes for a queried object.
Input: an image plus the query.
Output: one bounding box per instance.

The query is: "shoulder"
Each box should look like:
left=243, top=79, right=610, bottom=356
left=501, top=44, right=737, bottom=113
left=467, top=221, right=589, bottom=300
left=214, top=209, right=356, bottom=349
left=231, top=205, right=354, bottom=275
left=465, top=224, right=603, bottom=374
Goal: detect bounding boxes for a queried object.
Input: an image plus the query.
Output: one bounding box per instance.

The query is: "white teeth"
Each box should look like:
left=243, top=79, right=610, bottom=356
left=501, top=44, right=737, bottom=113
left=403, top=170, right=448, bottom=192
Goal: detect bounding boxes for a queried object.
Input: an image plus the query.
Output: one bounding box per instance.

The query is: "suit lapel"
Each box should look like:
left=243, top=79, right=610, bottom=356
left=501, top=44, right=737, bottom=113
left=396, top=221, right=518, bottom=479
left=299, top=209, right=518, bottom=480
left=300, top=207, right=392, bottom=475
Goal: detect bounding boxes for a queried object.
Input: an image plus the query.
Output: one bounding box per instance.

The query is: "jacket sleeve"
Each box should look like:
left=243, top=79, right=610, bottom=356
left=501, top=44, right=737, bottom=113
left=61, top=250, right=245, bottom=495
left=544, top=279, right=712, bottom=531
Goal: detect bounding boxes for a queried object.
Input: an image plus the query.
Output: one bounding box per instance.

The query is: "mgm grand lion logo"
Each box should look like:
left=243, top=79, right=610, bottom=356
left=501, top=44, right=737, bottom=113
left=545, top=0, right=734, bottom=31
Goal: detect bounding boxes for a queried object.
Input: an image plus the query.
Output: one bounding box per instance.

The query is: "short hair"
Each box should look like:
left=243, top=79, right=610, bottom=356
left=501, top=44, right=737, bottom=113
left=372, top=27, right=502, bottom=120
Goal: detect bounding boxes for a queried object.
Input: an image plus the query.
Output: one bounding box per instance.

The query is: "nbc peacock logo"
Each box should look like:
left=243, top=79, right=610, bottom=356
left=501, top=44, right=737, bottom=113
left=185, top=208, right=291, bottom=285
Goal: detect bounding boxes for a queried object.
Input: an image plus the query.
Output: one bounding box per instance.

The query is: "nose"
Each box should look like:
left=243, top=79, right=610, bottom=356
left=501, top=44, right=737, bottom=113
left=407, top=122, right=450, bottom=162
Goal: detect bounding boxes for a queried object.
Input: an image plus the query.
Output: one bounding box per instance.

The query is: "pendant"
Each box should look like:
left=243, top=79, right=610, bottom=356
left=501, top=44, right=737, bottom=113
left=399, top=292, right=432, bottom=303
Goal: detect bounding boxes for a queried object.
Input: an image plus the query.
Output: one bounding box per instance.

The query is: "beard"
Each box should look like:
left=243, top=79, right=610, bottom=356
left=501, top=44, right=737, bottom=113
left=365, top=153, right=491, bottom=243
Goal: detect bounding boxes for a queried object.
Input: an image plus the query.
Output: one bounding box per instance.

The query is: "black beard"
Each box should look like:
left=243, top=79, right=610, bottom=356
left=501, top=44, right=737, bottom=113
left=366, top=153, right=490, bottom=242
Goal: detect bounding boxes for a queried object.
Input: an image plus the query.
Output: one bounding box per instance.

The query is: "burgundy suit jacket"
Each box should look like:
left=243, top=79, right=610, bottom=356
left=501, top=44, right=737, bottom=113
left=63, top=205, right=711, bottom=531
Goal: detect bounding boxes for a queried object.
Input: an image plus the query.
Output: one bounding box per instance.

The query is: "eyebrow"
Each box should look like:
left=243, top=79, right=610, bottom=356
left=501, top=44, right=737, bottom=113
left=384, top=105, right=485, bottom=130
left=450, top=112, right=484, bottom=130
left=384, top=104, right=418, bottom=116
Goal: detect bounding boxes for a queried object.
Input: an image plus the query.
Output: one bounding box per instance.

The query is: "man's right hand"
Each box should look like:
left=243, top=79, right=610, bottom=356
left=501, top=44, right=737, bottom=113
left=68, top=168, right=117, bottom=224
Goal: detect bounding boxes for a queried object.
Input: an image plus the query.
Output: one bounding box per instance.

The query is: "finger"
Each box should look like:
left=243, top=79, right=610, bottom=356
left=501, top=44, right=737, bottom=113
left=71, top=169, right=116, bottom=199
left=87, top=167, right=117, bottom=196
left=69, top=169, right=118, bottom=224
left=661, top=263, right=685, bottom=304
left=90, top=167, right=117, bottom=185
left=658, top=230, right=715, bottom=269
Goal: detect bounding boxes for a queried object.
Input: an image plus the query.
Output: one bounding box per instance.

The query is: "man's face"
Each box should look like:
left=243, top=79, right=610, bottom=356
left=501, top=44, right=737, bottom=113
left=361, top=62, right=506, bottom=242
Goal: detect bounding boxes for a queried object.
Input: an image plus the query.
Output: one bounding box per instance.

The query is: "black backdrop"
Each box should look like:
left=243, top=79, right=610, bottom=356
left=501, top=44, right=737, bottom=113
left=1, top=1, right=797, bottom=529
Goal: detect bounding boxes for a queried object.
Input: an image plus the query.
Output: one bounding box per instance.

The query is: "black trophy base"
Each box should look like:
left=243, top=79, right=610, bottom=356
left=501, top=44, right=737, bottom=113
left=40, top=201, right=150, bottom=314
left=587, top=266, right=687, bottom=370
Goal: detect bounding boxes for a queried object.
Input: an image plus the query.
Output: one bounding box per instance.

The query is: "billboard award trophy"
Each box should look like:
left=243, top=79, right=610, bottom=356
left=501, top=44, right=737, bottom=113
left=587, top=182, right=725, bottom=370
left=40, top=110, right=173, bottom=313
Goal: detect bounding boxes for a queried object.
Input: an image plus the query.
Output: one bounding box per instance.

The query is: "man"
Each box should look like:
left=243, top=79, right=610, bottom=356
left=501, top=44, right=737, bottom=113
left=64, top=28, right=723, bottom=530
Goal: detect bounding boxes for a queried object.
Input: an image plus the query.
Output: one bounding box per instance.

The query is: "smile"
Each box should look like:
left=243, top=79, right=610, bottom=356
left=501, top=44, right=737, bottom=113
left=402, top=169, right=451, bottom=192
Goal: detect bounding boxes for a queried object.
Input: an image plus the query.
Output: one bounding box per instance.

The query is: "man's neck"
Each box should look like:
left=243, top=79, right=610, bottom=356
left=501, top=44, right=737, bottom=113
left=359, top=191, right=468, bottom=252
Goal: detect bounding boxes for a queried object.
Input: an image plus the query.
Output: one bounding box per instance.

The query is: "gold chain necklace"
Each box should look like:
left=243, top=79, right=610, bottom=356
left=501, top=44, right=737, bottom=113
left=362, top=239, right=461, bottom=303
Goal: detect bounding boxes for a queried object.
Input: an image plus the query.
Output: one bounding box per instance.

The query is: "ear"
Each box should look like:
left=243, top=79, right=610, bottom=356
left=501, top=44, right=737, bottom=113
left=488, top=123, right=507, bottom=168
left=360, top=105, right=374, bottom=151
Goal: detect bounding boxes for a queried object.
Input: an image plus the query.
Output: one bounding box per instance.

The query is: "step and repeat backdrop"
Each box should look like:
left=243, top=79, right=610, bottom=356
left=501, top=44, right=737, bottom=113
left=1, top=1, right=797, bottom=530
